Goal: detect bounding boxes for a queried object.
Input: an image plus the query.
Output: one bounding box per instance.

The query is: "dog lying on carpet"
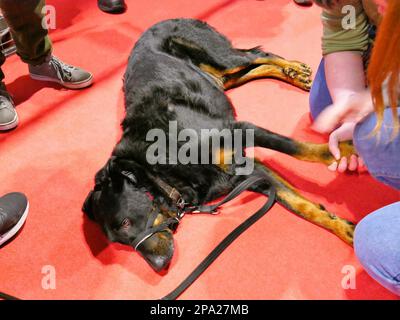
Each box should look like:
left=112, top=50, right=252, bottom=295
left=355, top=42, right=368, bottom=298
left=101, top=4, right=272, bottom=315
left=83, top=18, right=356, bottom=272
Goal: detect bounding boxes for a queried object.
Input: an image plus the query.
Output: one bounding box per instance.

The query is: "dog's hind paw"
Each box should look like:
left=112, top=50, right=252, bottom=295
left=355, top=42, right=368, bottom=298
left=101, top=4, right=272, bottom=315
left=293, top=75, right=312, bottom=91
left=284, top=67, right=298, bottom=79
left=287, top=60, right=312, bottom=77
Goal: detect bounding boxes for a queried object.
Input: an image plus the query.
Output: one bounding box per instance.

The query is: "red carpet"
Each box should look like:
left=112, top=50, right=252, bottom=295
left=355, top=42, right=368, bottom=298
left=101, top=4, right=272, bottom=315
left=0, top=0, right=399, bottom=300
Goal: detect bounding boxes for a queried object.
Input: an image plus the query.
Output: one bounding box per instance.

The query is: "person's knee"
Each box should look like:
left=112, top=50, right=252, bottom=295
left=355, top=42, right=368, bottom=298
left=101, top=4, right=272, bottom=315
left=354, top=203, right=400, bottom=295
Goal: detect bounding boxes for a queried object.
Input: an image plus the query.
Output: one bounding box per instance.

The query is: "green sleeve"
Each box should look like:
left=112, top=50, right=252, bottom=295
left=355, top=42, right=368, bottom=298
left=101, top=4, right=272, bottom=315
left=321, top=6, right=370, bottom=56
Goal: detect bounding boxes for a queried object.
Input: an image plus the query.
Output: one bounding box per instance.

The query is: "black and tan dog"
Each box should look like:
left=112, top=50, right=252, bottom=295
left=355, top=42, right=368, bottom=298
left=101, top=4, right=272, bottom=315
left=83, top=19, right=356, bottom=272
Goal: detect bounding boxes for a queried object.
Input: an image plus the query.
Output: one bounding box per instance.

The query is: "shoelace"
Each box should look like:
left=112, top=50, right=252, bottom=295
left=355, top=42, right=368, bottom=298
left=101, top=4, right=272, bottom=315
left=0, top=88, right=13, bottom=110
left=49, top=56, right=76, bottom=82
left=0, top=207, right=7, bottom=233
left=0, top=97, right=9, bottom=110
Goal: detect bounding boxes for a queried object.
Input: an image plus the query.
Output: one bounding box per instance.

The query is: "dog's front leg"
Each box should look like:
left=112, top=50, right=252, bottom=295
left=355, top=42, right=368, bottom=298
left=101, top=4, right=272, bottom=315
left=234, top=122, right=357, bottom=166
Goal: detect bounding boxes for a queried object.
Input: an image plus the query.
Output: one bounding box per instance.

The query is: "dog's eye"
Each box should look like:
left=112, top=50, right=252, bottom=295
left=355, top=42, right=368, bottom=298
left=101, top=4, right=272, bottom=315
left=121, top=218, right=132, bottom=229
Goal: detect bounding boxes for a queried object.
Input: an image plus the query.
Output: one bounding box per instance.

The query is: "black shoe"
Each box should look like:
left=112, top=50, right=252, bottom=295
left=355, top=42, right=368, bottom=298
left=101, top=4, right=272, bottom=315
left=0, top=193, right=29, bottom=246
left=293, top=0, right=313, bottom=6
left=98, top=0, right=127, bottom=14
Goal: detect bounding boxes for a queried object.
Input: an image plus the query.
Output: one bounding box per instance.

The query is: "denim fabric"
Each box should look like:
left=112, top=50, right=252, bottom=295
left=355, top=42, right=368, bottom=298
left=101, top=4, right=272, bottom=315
left=354, top=202, right=400, bottom=296
left=309, top=58, right=332, bottom=120
left=354, top=108, right=400, bottom=190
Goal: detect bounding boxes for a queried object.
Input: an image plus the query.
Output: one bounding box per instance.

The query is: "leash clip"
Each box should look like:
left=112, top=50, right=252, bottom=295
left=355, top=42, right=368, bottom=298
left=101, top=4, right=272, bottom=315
left=176, top=197, right=188, bottom=219
left=176, top=197, right=186, bottom=210
left=187, top=207, right=219, bottom=215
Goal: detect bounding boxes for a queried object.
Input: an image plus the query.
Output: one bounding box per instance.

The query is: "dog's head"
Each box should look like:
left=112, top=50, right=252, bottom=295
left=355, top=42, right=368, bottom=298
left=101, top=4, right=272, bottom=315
left=83, top=157, right=176, bottom=272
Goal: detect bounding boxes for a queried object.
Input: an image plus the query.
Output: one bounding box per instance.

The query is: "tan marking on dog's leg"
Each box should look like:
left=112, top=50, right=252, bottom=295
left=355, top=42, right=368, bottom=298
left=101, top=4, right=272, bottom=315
left=213, top=148, right=235, bottom=173
left=254, top=57, right=312, bottom=77
left=199, top=64, right=225, bottom=87
left=200, top=64, right=250, bottom=77
left=259, top=167, right=355, bottom=245
left=277, top=187, right=355, bottom=245
left=223, top=65, right=250, bottom=75
left=254, top=161, right=355, bottom=245
left=153, top=214, right=165, bottom=227
left=293, top=140, right=356, bottom=165
left=224, top=64, right=312, bottom=91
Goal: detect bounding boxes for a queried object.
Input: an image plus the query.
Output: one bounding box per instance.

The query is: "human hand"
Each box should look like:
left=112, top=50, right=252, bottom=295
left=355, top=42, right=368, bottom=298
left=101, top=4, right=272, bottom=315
left=312, top=90, right=374, bottom=134
left=326, top=122, right=360, bottom=172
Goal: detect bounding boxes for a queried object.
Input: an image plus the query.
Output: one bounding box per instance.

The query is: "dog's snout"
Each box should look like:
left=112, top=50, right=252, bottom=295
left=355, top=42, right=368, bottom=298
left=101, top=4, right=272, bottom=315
left=135, top=231, right=174, bottom=272
left=143, top=249, right=173, bottom=272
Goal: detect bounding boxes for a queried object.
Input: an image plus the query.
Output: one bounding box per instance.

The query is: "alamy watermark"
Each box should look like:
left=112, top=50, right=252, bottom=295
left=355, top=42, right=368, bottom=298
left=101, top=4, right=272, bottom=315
left=145, top=121, right=255, bottom=175
left=41, top=265, right=56, bottom=290
left=341, top=5, right=356, bottom=30
left=41, top=5, right=57, bottom=30
left=341, top=265, right=357, bottom=290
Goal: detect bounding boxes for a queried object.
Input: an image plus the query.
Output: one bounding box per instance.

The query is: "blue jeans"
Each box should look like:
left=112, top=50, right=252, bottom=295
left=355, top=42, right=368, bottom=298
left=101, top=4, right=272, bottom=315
left=354, top=203, right=400, bottom=296
left=309, top=58, right=400, bottom=296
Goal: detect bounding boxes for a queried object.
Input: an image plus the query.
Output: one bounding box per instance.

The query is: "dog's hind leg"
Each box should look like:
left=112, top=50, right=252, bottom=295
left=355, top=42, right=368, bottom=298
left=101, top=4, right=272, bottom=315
left=254, top=55, right=312, bottom=78
left=215, top=47, right=313, bottom=91
left=250, top=161, right=355, bottom=245
left=163, top=34, right=312, bottom=91
left=239, top=47, right=312, bottom=78
left=234, top=121, right=356, bottom=166
left=223, top=64, right=312, bottom=91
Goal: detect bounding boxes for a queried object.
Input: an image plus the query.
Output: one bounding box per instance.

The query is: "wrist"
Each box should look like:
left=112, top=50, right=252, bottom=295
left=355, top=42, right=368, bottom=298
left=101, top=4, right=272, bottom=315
left=332, top=90, right=363, bottom=103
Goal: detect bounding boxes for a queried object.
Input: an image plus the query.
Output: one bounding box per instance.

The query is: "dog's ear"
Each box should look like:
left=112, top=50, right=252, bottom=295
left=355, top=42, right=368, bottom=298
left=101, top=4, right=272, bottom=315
left=112, top=158, right=139, bottom=172
left=92, top=157, right=141, bottom=193
left=94, top=158, right=115, bottom=186
left=111, top=158, right=142, bottom=183
left=82, top=190, right=96, bottom=221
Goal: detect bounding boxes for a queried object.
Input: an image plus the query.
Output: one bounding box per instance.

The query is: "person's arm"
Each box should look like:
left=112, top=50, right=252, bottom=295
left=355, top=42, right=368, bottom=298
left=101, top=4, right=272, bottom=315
left=315, top=53, right=371, bottom=172
left=324, top=51, right=366, bottom=102
left=313, top=88, right=373, bottom=133
left=314, top=1, right=372, bottom=171
left=324, top=53, right=366, bottom=172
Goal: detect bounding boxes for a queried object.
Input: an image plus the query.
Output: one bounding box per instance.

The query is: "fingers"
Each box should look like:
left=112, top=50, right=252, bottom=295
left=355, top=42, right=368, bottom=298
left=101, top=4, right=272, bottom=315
left=358, top=157, right=364, bottom=168
left=327, top=157, right=351, bottom=173
left=337, top=157, right=348, bottom=173
left=328, top=132, right=341, bottom=160
left=328, top=162, right=338, bottom=171
left=348, top=154, right=358, bottom=171
left=325, top=123, right=359, bottom=173
left=357, top=157, right=368, bottom=173
left=328, top=155, right=364, bottom=173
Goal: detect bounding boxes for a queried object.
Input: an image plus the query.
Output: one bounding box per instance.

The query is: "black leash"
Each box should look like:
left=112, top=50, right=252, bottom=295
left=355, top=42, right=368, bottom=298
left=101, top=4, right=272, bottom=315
left=0, top=291, right=20, bottom=300
left=0, top=175, right=276, bottom=300
left=161, top=184, right=276, bottom=300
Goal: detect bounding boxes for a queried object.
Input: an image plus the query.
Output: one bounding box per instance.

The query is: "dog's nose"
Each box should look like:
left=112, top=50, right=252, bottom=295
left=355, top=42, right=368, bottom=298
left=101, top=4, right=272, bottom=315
left=144, top=250, right=173, bottom=272
left=135, top=231, right=174, bottom=272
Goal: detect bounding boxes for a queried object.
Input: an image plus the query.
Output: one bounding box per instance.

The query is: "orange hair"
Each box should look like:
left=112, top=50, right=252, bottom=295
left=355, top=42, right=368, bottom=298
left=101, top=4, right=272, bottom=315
left=367, top=0, right=400, bottom=136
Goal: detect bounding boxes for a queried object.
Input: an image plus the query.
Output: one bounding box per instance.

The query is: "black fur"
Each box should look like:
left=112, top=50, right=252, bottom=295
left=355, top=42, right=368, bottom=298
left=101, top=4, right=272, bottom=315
left=83, top=19, right=303, bottom=272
